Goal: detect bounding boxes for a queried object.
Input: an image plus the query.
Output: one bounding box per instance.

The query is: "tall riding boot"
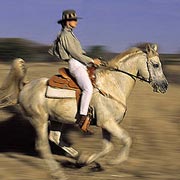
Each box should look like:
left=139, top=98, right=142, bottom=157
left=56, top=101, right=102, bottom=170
left=76, top=115, right=93, bottom=134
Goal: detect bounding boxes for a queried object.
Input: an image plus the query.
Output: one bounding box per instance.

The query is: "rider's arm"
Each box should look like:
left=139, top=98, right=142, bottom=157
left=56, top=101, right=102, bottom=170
left=62, top=32, right=94, bottom=65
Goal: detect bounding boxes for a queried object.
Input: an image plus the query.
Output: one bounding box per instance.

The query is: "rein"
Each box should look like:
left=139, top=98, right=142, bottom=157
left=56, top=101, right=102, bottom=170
left=109, top=67, right=150, bottom=83
left=101, top=62, right=150, bottom=83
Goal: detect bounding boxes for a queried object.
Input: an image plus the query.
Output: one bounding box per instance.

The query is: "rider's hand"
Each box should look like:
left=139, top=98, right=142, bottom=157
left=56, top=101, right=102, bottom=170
left=92, top=58, right=102, bottom=67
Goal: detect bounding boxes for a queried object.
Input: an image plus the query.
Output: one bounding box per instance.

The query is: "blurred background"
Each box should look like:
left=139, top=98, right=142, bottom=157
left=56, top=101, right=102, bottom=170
left=0, top=1, right=180, bottom=180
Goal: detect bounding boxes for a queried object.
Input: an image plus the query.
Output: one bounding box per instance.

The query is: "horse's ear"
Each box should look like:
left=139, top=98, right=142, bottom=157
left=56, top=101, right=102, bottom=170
left=151, top=44, right=158, bottom=52
left=145, top=43, right=158, bottom=53
left=145, top=43, right=151, bottom=53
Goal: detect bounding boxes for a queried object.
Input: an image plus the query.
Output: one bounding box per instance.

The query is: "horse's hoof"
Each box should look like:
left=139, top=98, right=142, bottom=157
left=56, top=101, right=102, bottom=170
left=108, top=156, right=128, bottom=165
left=89, top=162, right=104, bottom=172
left=51, top=175, right=67, bottom=180
left=51, top=170, right=68, bottom=180
left=76, top=152, right=89, bottom=166
left=86, top=153, right=97, bottom=164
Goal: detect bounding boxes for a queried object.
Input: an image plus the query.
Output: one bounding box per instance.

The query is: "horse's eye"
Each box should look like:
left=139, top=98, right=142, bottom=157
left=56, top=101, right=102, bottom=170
left=153, top=63, right=159, bottom=68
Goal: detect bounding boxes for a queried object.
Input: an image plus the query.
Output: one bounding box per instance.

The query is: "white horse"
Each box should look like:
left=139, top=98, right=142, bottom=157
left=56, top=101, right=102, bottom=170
left=0, top=43, right=168, bottom=180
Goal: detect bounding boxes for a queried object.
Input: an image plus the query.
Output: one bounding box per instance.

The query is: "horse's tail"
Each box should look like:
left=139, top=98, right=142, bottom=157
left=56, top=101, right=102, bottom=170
left=0, top=58, right=28, bottom=108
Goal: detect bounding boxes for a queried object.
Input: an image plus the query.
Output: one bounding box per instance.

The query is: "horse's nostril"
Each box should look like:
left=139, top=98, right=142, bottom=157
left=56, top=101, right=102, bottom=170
left=163, top=81, right=168, bottom=90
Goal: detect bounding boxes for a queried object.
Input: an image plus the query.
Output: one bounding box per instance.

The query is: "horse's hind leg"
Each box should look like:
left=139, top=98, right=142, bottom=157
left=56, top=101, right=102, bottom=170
left=31, top=116, right=67, bottom=180
left=49, top=121, right=79, bottom=158
left=49, top=121, right=63, bottom=145
left=103, top=120, right=132, bottom=164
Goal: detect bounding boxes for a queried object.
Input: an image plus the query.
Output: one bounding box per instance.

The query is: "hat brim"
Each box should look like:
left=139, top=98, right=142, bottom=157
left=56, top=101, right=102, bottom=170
left=57, top=17, right=82, bottom=24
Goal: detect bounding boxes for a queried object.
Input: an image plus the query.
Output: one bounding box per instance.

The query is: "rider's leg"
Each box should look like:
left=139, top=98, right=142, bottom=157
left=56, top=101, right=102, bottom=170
left=69, top=59, right=93, bottom=132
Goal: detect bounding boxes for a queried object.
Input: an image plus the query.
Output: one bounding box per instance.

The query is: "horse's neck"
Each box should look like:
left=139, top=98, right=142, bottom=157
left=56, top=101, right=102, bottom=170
left=98, top=56, right=139, bottom=102
left=118, top=59, right=139, bottom=95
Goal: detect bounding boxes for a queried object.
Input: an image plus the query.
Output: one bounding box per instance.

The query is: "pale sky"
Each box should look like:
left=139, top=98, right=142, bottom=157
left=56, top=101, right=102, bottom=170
left=0, top=0, right=180, bottom=53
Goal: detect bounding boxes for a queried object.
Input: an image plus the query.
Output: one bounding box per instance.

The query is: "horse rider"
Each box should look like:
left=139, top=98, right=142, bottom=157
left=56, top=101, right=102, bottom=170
left=49, top=9, right=102, bottom=133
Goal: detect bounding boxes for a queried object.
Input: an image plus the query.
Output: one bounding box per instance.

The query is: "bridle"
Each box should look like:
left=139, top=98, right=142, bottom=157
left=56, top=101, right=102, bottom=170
left=107, top=66, right=150, bottom=83
left=95, top=46, right=159, bottom=105
left=100, top=49, right=160, bottom=84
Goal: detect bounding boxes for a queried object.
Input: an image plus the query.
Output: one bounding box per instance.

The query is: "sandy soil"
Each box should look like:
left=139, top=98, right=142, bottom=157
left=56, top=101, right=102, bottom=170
left=0, top=62, right=180, bottom=180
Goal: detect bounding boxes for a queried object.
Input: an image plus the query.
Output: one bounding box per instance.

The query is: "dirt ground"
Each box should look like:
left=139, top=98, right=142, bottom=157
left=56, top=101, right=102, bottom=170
left=0, top=61, right=180, bottom=180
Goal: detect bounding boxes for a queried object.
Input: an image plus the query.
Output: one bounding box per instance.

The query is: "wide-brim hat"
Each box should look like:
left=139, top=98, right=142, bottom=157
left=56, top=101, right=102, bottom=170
left=57, top=9, right=82, bottom=24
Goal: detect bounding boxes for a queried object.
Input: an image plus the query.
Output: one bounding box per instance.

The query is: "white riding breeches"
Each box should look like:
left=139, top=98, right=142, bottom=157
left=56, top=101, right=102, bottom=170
left=68, top=58, right=93, bottom=115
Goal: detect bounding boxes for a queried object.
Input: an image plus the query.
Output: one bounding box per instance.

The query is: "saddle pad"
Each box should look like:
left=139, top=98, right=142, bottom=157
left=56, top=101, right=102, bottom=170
left=46, top=86, right=76, bottom=99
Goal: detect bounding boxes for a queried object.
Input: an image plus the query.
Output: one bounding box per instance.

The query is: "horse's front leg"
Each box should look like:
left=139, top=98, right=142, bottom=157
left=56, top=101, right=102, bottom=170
left=77, top=128, right=114, bottom=166
left=83, top=129, right=114, bottom=164
left=103, top=119, right=132, bottom=164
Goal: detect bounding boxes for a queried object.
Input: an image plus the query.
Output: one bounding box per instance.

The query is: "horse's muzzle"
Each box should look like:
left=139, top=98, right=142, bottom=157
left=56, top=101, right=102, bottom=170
left=152, top=79, right=168, bottom=93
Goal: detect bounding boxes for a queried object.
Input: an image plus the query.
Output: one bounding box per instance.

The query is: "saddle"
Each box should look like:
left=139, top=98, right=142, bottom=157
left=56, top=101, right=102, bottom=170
left=48, top=66, right=96, bottom=104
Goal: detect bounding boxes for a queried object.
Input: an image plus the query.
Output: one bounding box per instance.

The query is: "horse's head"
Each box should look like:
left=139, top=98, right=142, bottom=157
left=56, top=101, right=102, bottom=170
left=138, top=43, right=168, bottom=93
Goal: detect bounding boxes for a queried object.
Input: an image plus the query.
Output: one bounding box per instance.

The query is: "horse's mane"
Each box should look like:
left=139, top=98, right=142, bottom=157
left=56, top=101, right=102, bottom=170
left=0, top=58, right=28, bottom=108
left=108, top=43, right=156, bottom=66
left=111, top=47, right=141, bottom=62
